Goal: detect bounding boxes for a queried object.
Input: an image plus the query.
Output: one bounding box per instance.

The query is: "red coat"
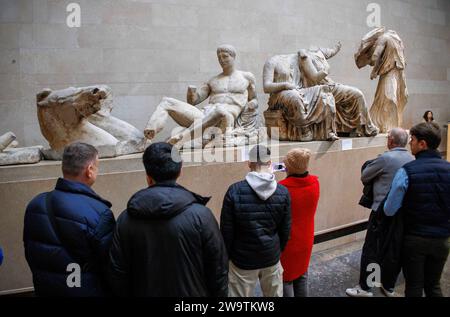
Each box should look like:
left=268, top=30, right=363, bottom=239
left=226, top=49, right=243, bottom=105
left=279, top=174, right=320, bottom=281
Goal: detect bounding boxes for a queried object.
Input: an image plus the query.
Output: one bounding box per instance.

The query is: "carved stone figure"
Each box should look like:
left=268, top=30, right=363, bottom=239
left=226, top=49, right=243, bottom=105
left=0, top=132, right=42, bottom=166
left=37, top=85, right=144, bottom=159
left=144, top=45, right=261, bottom=148
left=263, top=52, right=338, bottom=141
left=263, top=43, right=379, bottom=141
left=355, top=27, right=408, bottom=133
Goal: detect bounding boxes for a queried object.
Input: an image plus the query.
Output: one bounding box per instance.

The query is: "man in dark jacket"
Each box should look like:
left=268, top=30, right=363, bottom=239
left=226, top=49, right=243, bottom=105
left=23, top=142, right=116, bottom=296
left=384, top=122, right=450, bottom=297
left=108, top=142, right=228, bottom=296
left=221, top=145, right=291, bottom=297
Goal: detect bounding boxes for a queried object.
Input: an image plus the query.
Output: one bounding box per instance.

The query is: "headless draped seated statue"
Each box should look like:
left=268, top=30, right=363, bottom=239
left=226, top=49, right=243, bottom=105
left=263, top=42, right=379, bottom=141
left=144, top=44, right=259, bottom=147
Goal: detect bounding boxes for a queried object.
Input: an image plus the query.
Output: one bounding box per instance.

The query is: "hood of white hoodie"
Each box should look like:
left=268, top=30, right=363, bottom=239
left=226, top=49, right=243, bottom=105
left=245, top=171, right=277, bottom=201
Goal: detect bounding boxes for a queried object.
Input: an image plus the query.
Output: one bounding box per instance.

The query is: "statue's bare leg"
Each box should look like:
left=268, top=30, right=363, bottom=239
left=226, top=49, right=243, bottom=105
left=144, top=97, right=204, bottom=140
left=168, top=104, right=240, bottom=146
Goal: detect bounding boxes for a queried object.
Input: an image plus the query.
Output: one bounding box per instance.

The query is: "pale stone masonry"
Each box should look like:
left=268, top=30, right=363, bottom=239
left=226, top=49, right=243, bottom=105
left=0, top=0, right=449, bottom=150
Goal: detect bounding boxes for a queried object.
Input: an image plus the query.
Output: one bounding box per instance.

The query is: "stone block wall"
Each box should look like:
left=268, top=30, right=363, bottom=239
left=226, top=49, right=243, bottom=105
left=0, top=0, right=449, bottom=148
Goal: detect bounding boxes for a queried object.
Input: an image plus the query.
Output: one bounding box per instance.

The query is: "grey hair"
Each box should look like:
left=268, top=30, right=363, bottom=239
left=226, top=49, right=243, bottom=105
left=388, top=128, right=409, bottom=147
left=62, top=142, right=98, bottom=176
left=217, top=44, right=236, bottom=58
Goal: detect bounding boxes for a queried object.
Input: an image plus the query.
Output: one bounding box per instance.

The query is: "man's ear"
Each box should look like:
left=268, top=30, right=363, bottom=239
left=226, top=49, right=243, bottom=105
left=85, top=162, right=94, bottom=179
left=146, top=175, right=153, bottom=186
left=418, top=139, right=428, bottom=150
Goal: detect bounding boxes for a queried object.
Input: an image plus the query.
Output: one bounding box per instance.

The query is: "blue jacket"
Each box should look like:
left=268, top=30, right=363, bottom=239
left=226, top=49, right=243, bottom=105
left=23, top=178, right=116, bottom=296
left=402, top=150, right=450, bottom=238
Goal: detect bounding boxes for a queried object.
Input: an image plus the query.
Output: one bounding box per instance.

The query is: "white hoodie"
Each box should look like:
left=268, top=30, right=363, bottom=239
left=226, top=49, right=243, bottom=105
left=245, top=171, right=277, bottom=201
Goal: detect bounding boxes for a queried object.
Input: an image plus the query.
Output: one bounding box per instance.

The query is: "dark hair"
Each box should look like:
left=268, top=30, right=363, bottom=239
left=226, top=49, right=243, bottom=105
left=410, top=122, right=441, bottom=150
left=143, top=142, right=182, bottom=182
left=423, top=110, right=434, bottom=122
left=249, top=144, right=271, bottom=165
left=62, top=142, right=98, bottom=176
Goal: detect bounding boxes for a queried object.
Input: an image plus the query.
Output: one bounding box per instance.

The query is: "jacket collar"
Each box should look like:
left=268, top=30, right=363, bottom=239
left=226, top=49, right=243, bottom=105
left=149, top=180, right=211, bottom=206
left=55, top=177, right=112, bottom=208
left=415, top=149, right=441, bottom=160
left=287, top=171, right=309, bottom=178
left=389, top=147, right=408, bottom=152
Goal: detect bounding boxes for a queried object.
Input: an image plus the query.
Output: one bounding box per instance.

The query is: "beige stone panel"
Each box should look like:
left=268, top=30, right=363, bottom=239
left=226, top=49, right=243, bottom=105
left=0, top=0, right=32, bottom=23
left=32, top=0, right=48, bottom=24
left=78, top=24, right=209, bottom=51
left=0, top=24, right=19, bottom=49
left=150, top=3, right=199, bottom=27
left=103, top=49, right=199, bottom=74
left=208, top=30, right=260, bottom=53
left=0, top=49, right=20, bottom=74
left=31, top=23, right=79, bottom=49
left=0, top=74, right=20, bottom=101
left=19, top=48, right=103, bottom=75
left=101, top=0, right=153, bottom=26
left=0, top=179, right=54, bottom=293
left=406, top=64, right=448, bottom=81
left=0, top=100, right=25, bottom=144
left=18, top=23, right=33, bottom=49
left=407, top=79, right=450, bottom=95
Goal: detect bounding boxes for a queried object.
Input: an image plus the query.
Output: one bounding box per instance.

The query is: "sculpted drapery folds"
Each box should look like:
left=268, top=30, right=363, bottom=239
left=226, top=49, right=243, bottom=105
left=355, top=27, right=408, bottom=133
left=263, top=42, right=379, bottom=141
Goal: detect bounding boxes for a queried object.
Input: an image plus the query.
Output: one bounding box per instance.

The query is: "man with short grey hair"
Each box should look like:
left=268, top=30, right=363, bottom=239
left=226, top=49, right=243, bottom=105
left=346, top=128, right=414, bottom=297
left=24, top=142, right=116, bottom=296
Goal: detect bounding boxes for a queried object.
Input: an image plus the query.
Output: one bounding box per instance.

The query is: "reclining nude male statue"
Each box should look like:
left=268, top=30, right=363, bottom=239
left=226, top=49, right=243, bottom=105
left=144, top=44, right=260, bottom=148
left=37, top=85, right=144, bottom=159
left=263, top=42, right=379, bottom=141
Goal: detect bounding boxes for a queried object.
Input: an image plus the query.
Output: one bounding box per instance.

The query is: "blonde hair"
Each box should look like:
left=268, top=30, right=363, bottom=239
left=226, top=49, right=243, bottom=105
left=284, top=148, right=311, bottom=174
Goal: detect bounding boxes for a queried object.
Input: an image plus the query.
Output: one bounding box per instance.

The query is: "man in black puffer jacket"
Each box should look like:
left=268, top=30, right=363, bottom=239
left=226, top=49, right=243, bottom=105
left=221, top=145, right=291, bottom=297
left=24, top=142, right=116, bottom=296
left=108, top=142, right=228, bottom=296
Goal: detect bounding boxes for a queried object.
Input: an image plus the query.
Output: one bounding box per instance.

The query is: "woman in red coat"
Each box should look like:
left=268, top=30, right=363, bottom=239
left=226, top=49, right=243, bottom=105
left=279, top=148, right=319, bottom=297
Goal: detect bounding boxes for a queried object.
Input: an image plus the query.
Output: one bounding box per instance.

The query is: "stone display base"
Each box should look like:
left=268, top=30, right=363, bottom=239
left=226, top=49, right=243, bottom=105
left=0, top=135, right=387, bottom=294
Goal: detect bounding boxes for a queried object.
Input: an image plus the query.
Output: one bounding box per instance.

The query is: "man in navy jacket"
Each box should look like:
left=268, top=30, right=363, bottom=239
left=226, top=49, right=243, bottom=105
left=384, top=122, right=450, bottom=297
left=23, top=142, right=116, bottom=296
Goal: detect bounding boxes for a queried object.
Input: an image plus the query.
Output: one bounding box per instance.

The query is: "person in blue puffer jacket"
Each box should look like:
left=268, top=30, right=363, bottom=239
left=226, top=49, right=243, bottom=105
left=23, top=142, right=116, bottom=296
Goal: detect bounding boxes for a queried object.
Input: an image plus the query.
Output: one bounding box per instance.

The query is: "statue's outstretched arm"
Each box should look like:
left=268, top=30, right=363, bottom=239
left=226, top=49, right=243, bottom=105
left=321, top=41, right=342, bottom=59
left=187, top=83, right=210, bottom=105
